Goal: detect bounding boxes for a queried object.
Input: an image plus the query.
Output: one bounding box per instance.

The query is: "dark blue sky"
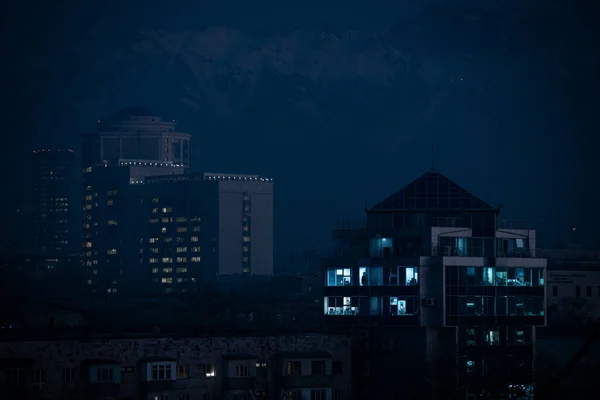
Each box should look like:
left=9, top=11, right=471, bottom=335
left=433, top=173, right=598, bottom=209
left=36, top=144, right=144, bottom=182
left=3, top=0, right=599, bottom=255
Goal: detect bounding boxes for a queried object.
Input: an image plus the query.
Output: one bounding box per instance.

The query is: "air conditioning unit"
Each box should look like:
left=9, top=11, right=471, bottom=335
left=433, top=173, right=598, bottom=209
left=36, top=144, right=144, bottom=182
left=425, top=298, right=435, bottom=307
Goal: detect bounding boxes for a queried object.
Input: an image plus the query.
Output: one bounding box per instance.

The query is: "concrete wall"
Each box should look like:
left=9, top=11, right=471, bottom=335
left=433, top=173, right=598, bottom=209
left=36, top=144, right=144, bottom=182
left=547, top=270, right=600, bottom=321
left=218, top=179, right=273, bottom=276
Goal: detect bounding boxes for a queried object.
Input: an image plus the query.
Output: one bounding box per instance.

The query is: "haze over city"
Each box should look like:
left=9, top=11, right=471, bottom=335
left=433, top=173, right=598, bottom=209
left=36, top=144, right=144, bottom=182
left=4, top=0, right=599, bottom=256
left=1, top=1, right=599, bottom=399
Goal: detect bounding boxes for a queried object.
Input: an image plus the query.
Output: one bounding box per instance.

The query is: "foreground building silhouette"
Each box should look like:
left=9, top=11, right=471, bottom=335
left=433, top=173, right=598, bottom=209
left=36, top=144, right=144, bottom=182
left=0, top=331, right=351, bottom=400
left=324, top=169, right=546, bottom=399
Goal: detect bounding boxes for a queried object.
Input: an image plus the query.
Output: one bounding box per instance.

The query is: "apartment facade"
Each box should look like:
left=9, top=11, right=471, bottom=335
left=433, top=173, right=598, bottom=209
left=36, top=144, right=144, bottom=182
left=323, top=170, right=546, bottom=399
left=138, top=172, right=274, bottom=293
left=81, top=107, right=191, bottom=294
left=0, top=333, right=351, bottom=400
left=30, top=149, right=76, bottom=255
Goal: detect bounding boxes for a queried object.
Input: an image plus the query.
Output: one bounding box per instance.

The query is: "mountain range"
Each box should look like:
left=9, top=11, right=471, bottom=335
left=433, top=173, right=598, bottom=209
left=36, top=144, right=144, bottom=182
left=12, top=0, right=596, bottom=251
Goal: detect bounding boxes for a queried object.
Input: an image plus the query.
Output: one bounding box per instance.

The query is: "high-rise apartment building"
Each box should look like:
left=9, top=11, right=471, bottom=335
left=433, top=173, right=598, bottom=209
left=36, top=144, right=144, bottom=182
left=138, top=172, right=274, bottom=294
left=81, top=107, right=191, bottom=293
left=323, top=170, right=546, bottom=399
left=30, top=149, right=76, bottom=255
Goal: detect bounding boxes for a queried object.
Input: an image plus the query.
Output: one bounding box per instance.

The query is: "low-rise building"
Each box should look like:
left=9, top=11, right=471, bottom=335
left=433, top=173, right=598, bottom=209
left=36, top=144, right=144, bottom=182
left=0, top=332, right=351, bottom=400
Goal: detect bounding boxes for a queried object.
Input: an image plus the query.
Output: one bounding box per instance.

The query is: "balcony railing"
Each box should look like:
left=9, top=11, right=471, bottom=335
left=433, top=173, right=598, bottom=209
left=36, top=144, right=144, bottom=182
left=421, top=246, right=542, bottom=258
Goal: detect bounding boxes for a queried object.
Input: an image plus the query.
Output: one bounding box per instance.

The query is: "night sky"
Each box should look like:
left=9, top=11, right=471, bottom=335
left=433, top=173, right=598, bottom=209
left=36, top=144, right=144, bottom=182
left=3, top=0, right=599, bottom=257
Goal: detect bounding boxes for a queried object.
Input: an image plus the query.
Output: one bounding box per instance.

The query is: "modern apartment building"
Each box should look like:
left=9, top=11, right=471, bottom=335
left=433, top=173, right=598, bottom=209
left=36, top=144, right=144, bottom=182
left=30, top=149, right=76, bottom=255
left=138, top=172, right=274, bottom=293
left=0, top=332, right=351, bottom=400
left=323, top=169, right=546, bottom=399
left=81, top=107, right=191, bottom=294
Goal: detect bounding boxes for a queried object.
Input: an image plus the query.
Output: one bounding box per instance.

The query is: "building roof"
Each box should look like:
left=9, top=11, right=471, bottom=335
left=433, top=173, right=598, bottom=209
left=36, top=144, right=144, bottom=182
left=112, top=106, right=161, bottom=121
left=370, top=169, right=496, bottom=211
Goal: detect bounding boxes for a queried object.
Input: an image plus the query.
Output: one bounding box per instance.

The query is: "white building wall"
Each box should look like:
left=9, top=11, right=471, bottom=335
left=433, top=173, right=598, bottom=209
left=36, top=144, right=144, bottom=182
left=217, top=178, right=274, bottom=276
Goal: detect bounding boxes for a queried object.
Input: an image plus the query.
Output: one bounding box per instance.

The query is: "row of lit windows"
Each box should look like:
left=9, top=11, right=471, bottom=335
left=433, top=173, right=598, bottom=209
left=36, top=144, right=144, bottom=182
left=148, top=237, right=199, bottom=244
left=149, top=257, right=201, bottom=263
left=152, top=207, right=173, bottom=214
left=152, top=267, right=188, bottom=273
left=148, top=246, right=198, bottom=253
left=154, top=277, right=197, bottom=284
left=326, top=266, right=418, bottom=287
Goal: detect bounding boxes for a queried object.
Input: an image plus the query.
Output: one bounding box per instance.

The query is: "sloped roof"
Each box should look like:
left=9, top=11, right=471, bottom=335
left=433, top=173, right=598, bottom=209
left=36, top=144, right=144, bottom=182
left=370, top=169, right=496, bottom=211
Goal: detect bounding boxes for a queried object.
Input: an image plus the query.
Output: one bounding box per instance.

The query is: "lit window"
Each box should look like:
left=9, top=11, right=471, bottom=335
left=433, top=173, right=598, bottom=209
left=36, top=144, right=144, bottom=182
left=152, top=208, right=158, bottom=214
left=163, top=267, right=173, bottom=273
left=149, top=238, right=158, bottom=244
left=163, top=237, right=173, bottom=243
left=176, top=247, right=187, bottom=253
left=161, top=227, right=167, bottom=233
left=203, top=364, right=216, bottom=377
left=152, top=197, right=159, bottom=203
left=176, top=267, right=188, bottom=273
left=176, top=227, right=187, bottom=233
left=152, top=268, right=159, bottom=273
left=176, top=257, right=187, bottom=263
left=191, top=257, right=201, bottom=263
left=326, top=268, right=352, bottom=286
left=149, top=218, right=159, bottom=223
left=85, top=195, right=92, bottom=201
left=192, top=226, right=201, bottom=232
left=85, top=242, right=92, bottom=248
left=161, top=277, right=173, bottom=283
left=107, top=249, right=117, bottom=255
left=191, top=247, right=201, bottom=252
left=176, top=217, right=187, bottom=223
left=150, top=258, right=159, bottom=264
left=162, top=217, right=170, bottom=223
left=108, top=220, right=117, bottom=225
left=190, top=237, right=199, bottom=242
left=162, top=257, right=172, bottom=263
left=243, top=236, right=250, bottom=242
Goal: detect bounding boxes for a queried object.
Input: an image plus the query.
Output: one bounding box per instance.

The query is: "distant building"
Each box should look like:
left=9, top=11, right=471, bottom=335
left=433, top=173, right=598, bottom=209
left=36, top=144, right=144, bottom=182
left=546, top=257, right=600, bottom=326
left=81, top=107, right=191, bottom=294
left=30, top=149, right=76, bottom=255
left=138, top=172, right=274, bottom=293
left=323, top=169, right=546, bottom=399
left=0, top=332, right=351, bottom=400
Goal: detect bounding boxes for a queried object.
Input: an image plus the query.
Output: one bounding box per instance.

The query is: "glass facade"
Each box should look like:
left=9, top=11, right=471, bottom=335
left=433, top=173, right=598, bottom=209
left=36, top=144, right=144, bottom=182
left=445, top=266, right=545, bottom=326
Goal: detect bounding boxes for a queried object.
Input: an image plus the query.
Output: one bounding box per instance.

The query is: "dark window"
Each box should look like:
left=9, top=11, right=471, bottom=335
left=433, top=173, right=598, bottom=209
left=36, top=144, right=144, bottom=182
left=310, top=389, right=326, bottom=400
left=96, top=367, right=113, bottom=382
left=587, top=286, right=592, bottom=297
left=311, top=360, right=326, bottom=375
left=332, top=361, right=343, bottom=374
left=552, top=286, right=558, bottom=297
left=286, top=361, right=302, bottom=376
left=576, top=286, right=581, bottom=298
left=61, top=367, right=77, bottom=383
